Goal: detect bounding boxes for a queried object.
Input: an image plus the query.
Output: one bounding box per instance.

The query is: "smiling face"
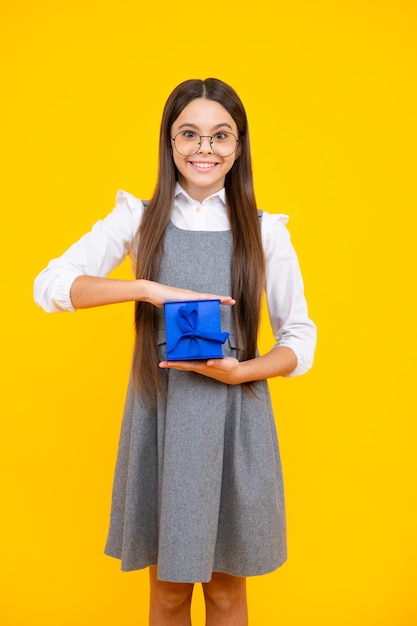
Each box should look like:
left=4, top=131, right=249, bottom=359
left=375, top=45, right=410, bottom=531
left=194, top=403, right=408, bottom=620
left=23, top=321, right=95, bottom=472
left=170, top=98, right=240, bottom=202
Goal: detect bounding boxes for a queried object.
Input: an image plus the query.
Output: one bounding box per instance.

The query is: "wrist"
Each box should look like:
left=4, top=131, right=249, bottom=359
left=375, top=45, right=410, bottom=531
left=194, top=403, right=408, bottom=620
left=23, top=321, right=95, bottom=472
left=235, top=359, right=252, bottom=384
left=136, top=279, right=151, bottom=302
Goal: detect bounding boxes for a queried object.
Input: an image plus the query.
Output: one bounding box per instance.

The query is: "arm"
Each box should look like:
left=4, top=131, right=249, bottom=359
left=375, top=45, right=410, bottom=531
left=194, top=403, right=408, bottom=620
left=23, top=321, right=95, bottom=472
left=70, top=275, right=235, bottom=309
left=263, top=212, right=316, bottom=378
left=34, top=191, right=235, bottom=312
left=34, top=190, right=144, bottom=312
left=159, top=345, right=297, bottom=383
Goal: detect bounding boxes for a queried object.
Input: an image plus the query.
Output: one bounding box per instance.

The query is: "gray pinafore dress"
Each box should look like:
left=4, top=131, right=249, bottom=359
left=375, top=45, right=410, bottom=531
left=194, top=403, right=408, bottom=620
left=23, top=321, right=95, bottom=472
left=104, top=219, right=287, bottom=583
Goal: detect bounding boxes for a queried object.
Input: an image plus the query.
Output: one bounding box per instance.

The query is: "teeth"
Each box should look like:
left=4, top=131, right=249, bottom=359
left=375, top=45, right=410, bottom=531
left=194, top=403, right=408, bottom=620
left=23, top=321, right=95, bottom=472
left=191, top=162, right=216, bottom=169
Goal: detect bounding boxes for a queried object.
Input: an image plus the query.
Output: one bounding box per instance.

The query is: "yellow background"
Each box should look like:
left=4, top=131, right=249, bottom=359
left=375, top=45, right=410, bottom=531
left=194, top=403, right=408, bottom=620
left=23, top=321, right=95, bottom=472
left=1, top=1, right=416, bottom=624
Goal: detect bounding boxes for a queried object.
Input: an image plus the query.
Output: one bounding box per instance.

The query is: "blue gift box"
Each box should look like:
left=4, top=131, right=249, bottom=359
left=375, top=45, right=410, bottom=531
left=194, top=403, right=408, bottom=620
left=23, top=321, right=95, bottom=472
left=163, top=299, right=229, bottom=361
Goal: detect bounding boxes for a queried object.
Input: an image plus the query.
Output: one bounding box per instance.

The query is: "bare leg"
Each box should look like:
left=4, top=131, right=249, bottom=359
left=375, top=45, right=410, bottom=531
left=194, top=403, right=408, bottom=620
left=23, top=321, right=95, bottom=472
left=149, top=566, right=194, bottom=626
left=202, top=573, right=248, bottom=626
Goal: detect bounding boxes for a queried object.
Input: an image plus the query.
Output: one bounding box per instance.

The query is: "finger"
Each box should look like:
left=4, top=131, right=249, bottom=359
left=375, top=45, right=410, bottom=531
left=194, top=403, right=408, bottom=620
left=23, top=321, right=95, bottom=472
left=197, top=294, right=235, bottom=305
left=219, top=296, right=236, bottom=305
left=159, top=360, right=202, bottom=369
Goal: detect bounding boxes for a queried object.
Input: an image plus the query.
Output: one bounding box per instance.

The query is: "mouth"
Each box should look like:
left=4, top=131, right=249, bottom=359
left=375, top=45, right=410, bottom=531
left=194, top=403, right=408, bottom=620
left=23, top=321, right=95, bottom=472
left=188, top=161, right=219, bottom=171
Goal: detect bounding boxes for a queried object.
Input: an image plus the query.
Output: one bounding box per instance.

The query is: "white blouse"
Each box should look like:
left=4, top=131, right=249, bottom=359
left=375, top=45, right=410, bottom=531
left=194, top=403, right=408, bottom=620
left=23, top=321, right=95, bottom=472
left=34, top=184, right=316, bottom=377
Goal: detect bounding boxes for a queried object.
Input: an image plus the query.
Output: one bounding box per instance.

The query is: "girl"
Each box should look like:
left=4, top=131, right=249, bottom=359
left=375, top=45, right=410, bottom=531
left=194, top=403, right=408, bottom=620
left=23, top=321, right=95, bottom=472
left=34, top=78, right=316, bottom=626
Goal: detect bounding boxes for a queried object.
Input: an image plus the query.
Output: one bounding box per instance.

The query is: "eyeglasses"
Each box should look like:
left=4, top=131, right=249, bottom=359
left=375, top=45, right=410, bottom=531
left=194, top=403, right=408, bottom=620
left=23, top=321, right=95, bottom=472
left=171, top=130, right=240, bottom=157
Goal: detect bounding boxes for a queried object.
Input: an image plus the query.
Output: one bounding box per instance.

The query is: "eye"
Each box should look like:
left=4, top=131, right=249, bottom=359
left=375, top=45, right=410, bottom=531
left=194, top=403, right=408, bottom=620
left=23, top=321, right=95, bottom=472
left=181, top=130, right=199, bottom=140
left=213, top=131, right=229, bottom=141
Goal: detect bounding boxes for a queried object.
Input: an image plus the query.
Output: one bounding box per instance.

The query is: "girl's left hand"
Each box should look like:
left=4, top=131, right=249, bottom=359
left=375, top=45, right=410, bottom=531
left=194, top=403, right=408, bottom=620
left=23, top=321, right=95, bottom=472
left=159, top=356, right=242, bottom=385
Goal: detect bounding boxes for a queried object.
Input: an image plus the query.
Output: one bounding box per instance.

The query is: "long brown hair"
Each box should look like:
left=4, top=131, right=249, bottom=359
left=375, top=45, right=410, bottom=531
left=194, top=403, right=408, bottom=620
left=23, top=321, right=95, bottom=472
left=132, top=78, right=265, bottom=402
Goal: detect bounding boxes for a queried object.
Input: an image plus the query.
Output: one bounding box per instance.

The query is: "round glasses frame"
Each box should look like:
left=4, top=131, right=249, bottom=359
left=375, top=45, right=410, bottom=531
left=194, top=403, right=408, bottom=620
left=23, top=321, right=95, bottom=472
left=171, top=131, right=240, bottom=157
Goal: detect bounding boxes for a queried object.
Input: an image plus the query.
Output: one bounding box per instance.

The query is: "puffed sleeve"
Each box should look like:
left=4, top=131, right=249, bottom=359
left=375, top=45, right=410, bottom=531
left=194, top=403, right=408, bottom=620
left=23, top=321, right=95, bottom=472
left=261, top=211, right=317, bottom=377
left=33, top=190, right=145, bottom=313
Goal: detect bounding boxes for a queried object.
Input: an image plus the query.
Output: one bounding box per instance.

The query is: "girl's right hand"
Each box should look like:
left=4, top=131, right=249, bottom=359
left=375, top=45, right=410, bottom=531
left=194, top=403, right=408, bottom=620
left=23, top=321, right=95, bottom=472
left=141, top=280, right=236, bottom=309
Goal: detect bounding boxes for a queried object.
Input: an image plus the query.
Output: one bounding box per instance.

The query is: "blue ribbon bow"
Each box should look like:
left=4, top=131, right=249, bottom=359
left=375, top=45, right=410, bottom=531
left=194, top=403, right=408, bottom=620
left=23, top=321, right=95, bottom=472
left=166, top=303, right=229, bottom=358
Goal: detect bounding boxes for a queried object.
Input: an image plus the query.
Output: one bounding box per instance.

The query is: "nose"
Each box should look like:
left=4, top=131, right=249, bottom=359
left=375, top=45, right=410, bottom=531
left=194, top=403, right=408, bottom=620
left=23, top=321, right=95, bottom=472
left=198, top=135, right=213, bottom=153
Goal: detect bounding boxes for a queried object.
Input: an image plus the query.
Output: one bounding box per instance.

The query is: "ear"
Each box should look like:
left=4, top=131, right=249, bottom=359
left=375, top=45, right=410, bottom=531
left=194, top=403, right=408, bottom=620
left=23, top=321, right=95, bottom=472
left=235, top=139, right=243, bottom=160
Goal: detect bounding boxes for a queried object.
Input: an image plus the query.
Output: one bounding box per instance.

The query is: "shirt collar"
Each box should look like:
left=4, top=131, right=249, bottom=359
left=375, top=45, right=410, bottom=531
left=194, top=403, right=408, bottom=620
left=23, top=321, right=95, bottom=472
left=174, top=182, right=226, bottom=205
